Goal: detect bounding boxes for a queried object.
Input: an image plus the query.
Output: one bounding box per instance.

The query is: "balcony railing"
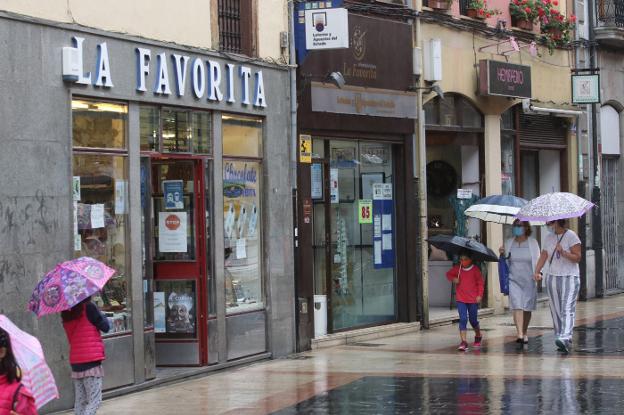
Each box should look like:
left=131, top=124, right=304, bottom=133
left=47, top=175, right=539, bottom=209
left=597, top=0, right=624, bottom=28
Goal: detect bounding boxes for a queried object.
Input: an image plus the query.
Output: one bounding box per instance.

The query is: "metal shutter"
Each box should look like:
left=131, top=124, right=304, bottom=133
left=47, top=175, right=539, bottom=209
left=519, top=113, right=568, bottom=149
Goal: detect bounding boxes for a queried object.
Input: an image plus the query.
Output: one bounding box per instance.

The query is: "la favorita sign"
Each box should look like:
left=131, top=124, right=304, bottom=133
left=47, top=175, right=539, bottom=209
left=62, top=36, right=268, bottom=108
left=479, top=60, right=532, bottom=99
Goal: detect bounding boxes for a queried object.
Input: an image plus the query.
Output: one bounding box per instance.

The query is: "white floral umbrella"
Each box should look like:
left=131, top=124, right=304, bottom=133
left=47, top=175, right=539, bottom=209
left=516, top=192, right=594, bottom=222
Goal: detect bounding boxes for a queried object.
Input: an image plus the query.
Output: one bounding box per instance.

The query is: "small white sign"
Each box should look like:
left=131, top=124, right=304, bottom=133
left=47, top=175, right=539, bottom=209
left=91, top=204, right=105, bottom=229
left=158, top=212, right=188, bottom=253
left=457, top=189, right=473, bottom=199
left=236, top=238, right=247, bottom=259
left=372, top=183, right=392, bottom=200
left=305, top=8, right=349, bottom=50
left=330, top=168, right=339, bottom=203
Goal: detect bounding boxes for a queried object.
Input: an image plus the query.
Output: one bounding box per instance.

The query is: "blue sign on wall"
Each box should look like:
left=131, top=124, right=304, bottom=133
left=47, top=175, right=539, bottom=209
left=294, top=1, right=344, bottom=64
left=372, top=183, right=394, bottom=269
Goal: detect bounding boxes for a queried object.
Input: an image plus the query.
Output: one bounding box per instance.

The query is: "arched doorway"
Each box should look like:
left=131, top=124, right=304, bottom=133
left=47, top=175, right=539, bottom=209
left=424, top=94, right=484, bottom=318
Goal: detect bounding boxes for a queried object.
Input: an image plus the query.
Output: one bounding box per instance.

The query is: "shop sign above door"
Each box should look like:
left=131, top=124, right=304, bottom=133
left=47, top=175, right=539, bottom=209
left=479, top=60, right=531, bottom=99
left=311, top=82, right=417, bottom=119
left=61, top=36, right=267, bottom=108
left=304, top=8, right=349, bottom=50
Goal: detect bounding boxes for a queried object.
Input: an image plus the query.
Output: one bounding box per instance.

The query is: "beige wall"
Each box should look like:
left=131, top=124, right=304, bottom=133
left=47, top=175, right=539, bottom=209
left=421, top=23, right=572, bottom=115
left=0, top=0, right=289, bottom=59
left=257, top=0, right=288, bottom=60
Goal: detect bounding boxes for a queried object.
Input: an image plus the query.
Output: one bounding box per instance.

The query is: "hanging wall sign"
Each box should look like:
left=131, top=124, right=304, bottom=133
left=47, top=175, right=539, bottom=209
left=479, top=60, right=531, bottom=99
left=572, top=74, right=600, bottom=104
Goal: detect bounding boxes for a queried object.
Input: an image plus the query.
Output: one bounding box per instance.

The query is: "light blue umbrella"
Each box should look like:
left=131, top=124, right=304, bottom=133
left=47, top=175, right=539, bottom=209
left=464, top=195, right=528, bottom=225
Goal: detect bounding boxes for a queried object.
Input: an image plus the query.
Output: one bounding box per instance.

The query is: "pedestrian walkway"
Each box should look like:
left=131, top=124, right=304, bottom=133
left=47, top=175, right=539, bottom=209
left=61, top=295, right=624, bottom=414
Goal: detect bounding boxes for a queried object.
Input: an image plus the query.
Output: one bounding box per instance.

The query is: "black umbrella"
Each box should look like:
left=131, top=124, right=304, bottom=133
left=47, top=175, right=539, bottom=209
left=427, top=234, right=498, bottom=262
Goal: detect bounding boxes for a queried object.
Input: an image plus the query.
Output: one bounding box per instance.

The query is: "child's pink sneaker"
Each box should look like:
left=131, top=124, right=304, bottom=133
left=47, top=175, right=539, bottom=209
left=457, top=341, right=468, bottom=351
left=473, top=336, right=482, bottom=348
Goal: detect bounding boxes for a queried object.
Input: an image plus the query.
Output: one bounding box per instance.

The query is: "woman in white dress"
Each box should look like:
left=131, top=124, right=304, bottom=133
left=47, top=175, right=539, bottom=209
left=500, top=220, right=540, bottom=344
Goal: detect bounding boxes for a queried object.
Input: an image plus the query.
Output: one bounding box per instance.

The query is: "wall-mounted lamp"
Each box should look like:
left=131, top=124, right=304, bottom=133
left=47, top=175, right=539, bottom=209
left=327, top=71, right=345, bottom=89
left=412, top=83, right=445, bottom=100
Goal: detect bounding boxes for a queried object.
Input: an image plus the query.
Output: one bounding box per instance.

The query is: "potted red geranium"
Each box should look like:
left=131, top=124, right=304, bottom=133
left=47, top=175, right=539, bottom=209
left=466, top=0, right=501, bottom=19
left=539, top=2, right=576, bottom=53
left=509, top=0, right=539, bottom=30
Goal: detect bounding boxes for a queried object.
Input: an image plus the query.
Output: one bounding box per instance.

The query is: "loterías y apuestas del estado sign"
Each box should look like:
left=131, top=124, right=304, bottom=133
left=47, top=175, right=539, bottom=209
left=62, top=36, right=267, bottom=108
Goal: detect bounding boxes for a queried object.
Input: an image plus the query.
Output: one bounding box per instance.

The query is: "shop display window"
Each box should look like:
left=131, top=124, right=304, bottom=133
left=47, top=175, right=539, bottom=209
left=72, top=100, right=127, bottom=149
left=153, top=280, right=197, bottom=339
left=222, top=115, right=262, bottom=158
left=192, top=112, right=212, bottom=154
left=72, top=99, right=130, bottom=335
left=162, top=108, right=191, bottom=153
left=140, top=106, right=160, bottom=152
left=223, top=115, right=264, bottom=314
left=140, top=106, right=212, bottom=155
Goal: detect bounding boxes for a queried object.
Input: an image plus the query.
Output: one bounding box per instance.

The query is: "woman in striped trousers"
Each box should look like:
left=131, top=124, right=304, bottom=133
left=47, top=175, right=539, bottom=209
left=533, top=219, right=583, bottom=354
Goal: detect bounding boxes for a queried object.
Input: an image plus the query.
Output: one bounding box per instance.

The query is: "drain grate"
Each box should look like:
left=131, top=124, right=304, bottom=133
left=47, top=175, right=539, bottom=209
left=285, top=355, right=313, bottom=360
left=348, top=342, right=385, bottom=347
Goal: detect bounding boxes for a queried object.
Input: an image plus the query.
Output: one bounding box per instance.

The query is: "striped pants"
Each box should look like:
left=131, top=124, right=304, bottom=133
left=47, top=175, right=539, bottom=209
left=545, top=274, right=581, bottom=341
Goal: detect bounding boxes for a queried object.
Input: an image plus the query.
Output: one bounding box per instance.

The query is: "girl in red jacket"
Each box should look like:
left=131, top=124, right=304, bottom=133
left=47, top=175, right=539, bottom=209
left=446, top=251, right=484, bottom=351
left=0, top=328, right=37, bottom=415
left=61, top=297, right=110, bottom=415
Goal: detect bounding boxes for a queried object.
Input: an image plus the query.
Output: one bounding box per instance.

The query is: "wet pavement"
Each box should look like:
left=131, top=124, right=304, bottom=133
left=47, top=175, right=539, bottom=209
left=79, top=295, right=624, bottom=414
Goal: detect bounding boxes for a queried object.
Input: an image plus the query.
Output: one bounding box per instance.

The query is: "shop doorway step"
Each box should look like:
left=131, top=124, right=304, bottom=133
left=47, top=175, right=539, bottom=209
left=103, top=353, right=270, bottom=401
left=429, top=307, right=495, bottom=327
left=311, top=322, right=421, bottom=350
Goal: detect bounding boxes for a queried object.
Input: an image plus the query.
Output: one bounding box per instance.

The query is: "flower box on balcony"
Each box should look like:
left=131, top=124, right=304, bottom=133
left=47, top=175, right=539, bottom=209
left=467, top=8, right=486, bottom=19
left=429, top=0, right=452, bottom=10
left=511, top=16, right=534, bottom=30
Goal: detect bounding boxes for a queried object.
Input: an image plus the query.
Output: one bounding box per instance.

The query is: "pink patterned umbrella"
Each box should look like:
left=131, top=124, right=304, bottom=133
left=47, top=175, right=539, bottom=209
left=0, top=315, right=59, bottom=409
left=28, top=257, right=116, bottom=317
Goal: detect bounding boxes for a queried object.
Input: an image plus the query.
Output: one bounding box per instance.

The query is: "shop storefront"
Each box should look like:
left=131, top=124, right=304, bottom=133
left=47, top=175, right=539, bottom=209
left=294, top=12, right=419, bottom=350
left=419, top=17, right=579, bottom=317
left=1, top=14, right=294, bottom=404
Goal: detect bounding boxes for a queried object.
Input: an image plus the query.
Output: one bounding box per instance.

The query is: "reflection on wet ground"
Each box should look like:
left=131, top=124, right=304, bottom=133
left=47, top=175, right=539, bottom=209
left=275, top=316, right=624, bottom=414
left=273, top=376, right=623, bottom=415
left=88, top=296, right=624, bottom=415
left=502, top=315, right=624, bottom=355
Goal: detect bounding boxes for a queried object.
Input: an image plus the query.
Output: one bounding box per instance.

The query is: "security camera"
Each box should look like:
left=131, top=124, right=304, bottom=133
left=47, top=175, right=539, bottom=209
left=327, top=72, right=346, bottom=89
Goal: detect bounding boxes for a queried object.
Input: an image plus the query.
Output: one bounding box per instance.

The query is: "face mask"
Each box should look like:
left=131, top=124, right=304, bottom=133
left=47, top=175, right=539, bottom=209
left=512, top=226, right=524, bottom=237
left=547, top=225, right=556, bottom=234
left=460, top=259, right=472, bottom=268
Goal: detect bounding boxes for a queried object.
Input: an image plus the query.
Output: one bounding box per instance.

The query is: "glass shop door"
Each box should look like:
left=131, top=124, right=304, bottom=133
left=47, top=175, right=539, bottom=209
left=150, top=158, right=208, bottom=366
left=313, top=139, right=398, bottom=333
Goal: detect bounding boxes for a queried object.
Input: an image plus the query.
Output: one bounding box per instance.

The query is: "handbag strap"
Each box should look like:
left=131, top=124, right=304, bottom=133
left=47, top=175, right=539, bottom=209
left=12, top=383, right=23, bottom=410
left=548, top=230, right=568, bottom=267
